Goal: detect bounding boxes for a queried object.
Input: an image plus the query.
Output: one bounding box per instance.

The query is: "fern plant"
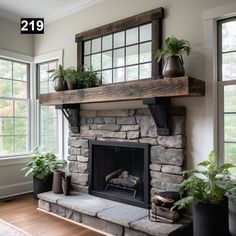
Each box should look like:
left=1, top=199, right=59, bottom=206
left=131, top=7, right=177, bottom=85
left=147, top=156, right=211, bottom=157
left=156, top=36, right=191, bottom=63
left=50, top=64, right=67, bottom=81
left=172, top=151, right=236, bottom=210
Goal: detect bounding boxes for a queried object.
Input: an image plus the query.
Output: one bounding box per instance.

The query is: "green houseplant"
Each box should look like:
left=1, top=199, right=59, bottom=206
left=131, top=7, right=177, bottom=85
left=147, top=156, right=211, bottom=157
left=64, top=67, right=80, bottom=90
left=156, top=36, right=191, bottom=78
left=227, top=187, right=236, bottom=235
left=22, top=147, right=66, bottom=198
left=50, top=64, right=67, bottom=91
left=172, top=151, right=236, bottom=236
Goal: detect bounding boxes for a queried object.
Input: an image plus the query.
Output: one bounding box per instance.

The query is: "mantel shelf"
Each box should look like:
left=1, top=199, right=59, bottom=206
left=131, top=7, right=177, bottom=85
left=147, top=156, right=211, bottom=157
left=38, top=76, right=205, bottom=106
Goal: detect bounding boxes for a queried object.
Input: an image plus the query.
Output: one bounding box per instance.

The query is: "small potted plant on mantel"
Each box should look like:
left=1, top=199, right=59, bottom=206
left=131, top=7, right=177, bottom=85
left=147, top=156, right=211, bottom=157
left=172, top=151, right=236, bottom=236
left=50, top=64, right=67, bottom=91
left=22, top=147, right=66, bottom=198
left=156, top=36, right=191, bottom=79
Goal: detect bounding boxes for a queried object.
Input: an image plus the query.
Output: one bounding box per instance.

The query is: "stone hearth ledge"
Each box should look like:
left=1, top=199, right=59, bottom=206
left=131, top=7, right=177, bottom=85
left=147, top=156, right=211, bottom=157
left=38, top=191, right=191, bottom=236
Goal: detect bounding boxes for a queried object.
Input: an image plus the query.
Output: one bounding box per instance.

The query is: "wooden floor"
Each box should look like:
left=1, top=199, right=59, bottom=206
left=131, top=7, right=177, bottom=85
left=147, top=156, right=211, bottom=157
left=0, top=194, right=105, bottom=236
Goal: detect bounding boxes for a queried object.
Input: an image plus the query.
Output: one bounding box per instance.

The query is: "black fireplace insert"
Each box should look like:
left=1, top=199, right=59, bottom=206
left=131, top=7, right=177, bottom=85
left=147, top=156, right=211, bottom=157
left=89, top=140, right=149, bottom=208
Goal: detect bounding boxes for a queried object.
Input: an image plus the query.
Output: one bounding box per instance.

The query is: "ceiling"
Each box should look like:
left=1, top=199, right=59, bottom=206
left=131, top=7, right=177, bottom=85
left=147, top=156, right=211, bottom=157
left=0, top=0, right=104, bottom=23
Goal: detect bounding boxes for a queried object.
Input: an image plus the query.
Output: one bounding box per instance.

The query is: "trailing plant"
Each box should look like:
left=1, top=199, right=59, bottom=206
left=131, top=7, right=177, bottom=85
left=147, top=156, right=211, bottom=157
left=50, top=64, right=67, bottom=81
left=172, top=150, right=236, bottom=211
left=78, top=66, right=102, bottom=88
left=22, top=147, right=66, bottom=183
left=156, top=36, right=191, bottom=62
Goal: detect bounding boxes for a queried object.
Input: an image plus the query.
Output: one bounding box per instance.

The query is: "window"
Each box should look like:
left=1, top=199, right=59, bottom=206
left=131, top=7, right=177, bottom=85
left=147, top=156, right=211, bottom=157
left=83, top=24, right=152, bottom=83
left=0, top=58, right=29, bottom=155
left=37, top=60, right=59, bottom=154
left=218, top=17, right=236, bottom=173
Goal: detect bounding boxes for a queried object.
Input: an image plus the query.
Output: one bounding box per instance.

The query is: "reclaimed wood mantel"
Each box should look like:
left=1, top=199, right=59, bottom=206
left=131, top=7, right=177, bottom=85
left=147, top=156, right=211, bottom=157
left=38, top=76, right=205, bottom=106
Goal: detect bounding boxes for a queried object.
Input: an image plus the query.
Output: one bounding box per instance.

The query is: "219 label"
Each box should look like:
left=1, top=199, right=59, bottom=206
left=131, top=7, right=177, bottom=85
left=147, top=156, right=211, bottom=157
left=21, top=18, right=44, bottom=34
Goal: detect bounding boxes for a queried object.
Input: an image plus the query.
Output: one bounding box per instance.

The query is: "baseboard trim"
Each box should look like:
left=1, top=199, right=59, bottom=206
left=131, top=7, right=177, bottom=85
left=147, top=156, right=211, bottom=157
left=0, top=181, right=33, bottom=199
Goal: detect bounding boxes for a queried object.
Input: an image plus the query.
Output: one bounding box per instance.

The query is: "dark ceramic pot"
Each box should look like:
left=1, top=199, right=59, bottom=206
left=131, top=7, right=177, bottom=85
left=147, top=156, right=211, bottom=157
left=162, top=56, right=185, bottom=78
left=193, top=199, right=229, bottom=236
left=54, top=78, right=67, bottom=91
left=62, top=175, right=71, bottom=196
left=33, top=174, right=53, bottom=199
left=66, top=80, right=77, bottom=90
left=52, top=171, right=65, bottom=194
left=229, top=198, right=236, bottom=236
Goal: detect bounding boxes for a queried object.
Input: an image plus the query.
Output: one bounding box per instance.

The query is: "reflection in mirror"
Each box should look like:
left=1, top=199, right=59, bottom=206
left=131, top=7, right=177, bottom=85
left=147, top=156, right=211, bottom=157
left=102, top=35, right=112, bottom=51
left=140, top=24, right=152, bottom=42
left=126, top=65, right=138, bottom=81
left=126, top=27, right=138, bottom=45
left=91, top=53, right=101, bottom=70
left=102, top=51, right=112, bottom=69
left=126, top=45, right=138, bottom=65
left=140, top=42, right=152, bottom=63
left=140, top=63, right=151, bottom=79
left=84, top=56, right=91, bottom=67
left=102, top=70, right=112, bottom=84
left=114, top=32, right=125, bottom=48
left=114, top=48, right=125, bottom=67
left=84, top=41, right=91, bottom=55
left=113, top=68, right=125, bottom=82
left=92, top=38, right=101, bottom=53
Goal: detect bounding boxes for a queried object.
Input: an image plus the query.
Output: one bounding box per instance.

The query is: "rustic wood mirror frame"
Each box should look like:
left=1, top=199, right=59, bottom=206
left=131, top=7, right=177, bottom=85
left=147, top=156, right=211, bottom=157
left=75, top=7, right=164, bottom=80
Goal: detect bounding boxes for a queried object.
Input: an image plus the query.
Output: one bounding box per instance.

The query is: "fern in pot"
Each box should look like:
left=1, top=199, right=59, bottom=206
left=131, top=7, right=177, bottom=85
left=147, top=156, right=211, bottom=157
left=156, top=36, right=191, bottom=79
left=172, top=151, right=236, bottom=236
left=50, top=64, right=67, bottom=91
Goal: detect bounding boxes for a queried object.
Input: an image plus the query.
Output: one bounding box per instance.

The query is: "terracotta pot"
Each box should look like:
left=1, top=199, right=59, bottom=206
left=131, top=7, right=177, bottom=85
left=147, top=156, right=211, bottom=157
left=54, top=78, right=67, bottom=91
left=66, top=80, right=77, bottom=90
left=52, top=171, right=65, bottom=194
left=62, top=176, right=71, bottom=196
left=162, top=56, right=185, bottom=78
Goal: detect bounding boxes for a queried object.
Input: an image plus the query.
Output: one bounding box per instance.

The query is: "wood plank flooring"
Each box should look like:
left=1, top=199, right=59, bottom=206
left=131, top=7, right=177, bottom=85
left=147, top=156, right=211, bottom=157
left=0, top=194, right=105, bottom=236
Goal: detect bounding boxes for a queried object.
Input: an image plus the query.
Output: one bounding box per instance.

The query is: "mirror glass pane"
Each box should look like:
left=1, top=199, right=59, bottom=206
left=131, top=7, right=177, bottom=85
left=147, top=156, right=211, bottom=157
left=126, top=65, right=138, bottom=81
left=140, top=24, right=151, bottom=42
left=140, top=63, right=151, bottom=79
left=102, top=35, right=112, bottom=51
left=92, top=38, right=101, bottom=53
left=126, top=45, right=138, bottom=65
left=114, top=32, right=125, bottom=48
left=113, top=68, right=125, bottom=82
left=140, top=42, right=152, bottom=63
left=84, top=56, right=91, bottom=67
left=102, top=51, right=112, bottom=69
left=114, top=48, right=124, bottom=67
left=126, top=27, right=138, bottom=45
left=84, top=41, right=91, bottom=55
left=91, top=53, right=101, bottom=70
left=102, top=70, right=112, bottom=84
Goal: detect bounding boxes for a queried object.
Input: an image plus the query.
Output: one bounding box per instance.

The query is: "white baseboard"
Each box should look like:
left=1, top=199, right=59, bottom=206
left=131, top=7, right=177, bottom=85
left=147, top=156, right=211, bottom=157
left=0, top=181, right=33, bottom=199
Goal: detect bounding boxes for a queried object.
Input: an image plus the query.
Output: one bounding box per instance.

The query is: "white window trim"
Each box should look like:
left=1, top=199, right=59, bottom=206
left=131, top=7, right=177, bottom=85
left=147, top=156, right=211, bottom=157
left=34, top=49, right=66, bottom=160
left=204, top=2, right=236, bottom=165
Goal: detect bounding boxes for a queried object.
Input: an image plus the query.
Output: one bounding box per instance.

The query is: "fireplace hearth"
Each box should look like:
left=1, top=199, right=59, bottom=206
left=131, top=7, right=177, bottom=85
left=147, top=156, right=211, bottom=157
left=89, top=140, right=149, bottom=208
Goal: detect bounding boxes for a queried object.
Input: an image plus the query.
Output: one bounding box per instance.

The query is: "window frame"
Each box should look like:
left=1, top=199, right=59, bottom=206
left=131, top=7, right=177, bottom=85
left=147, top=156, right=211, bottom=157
left=217, top=17, right=236, bottom=166
left=75, top=8, right=164, bottom=81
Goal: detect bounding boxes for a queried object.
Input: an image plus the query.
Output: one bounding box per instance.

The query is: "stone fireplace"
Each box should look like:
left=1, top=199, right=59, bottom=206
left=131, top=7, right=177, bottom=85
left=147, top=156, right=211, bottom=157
left=68, top=107, right=185, bottom=208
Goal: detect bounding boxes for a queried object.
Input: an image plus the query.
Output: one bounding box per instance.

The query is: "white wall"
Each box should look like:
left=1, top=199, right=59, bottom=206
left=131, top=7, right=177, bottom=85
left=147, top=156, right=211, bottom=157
left=0, top=17, right=34, bottom=198
left=34, top=0, right=236, bottom=170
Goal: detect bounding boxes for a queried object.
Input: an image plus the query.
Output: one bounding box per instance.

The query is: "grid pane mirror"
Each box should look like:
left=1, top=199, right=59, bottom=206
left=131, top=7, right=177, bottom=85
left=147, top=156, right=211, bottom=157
left=83, top=23, right=152, bottom=84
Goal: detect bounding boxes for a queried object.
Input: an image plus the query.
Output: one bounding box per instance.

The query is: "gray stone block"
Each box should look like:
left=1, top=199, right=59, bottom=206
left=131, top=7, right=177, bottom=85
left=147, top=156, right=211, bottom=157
left=94, top=117, right=105, bottom=124
left=124, top=227, right=150, bottom=236
left=150, top=187, right=163, bottom=195
left=117, top=117, right=136, bottom=125
left=130, top=216, right=184, bottom=236
left=68, top=147, right=81, bottom=155
left=38, top=199, right=50, bottom=212
left=139, top=138, right=158, bottom=145
left=97, top=204, right=148, bottom=227
left=68, top=138, right=88, bottom=148
left=171, top=116, right=185, bottom=135
left=90, top=124, right=120, bottom=131
left=77, top=156, right=89, bottom=163
left=121, top=125, right=139, bottom=131
left=81, top=148, right=89, bottom=157
left=151, top=179, right=179, bottom=192
left=78, top=162, right=88, bottom=173
left=69, top=161, right=79, bottom=173
left=102, top=131, right=126, bottom=139
left=157, top=135, right=185, bottom=148
left=151, top=146, right=184, bottom=166
left=82, top=214, right=123, bottom=236
left=104, top=117, right=117, bottom=124
left=161, top=165, right=182, bottom=174
left=71, top=173, right=88, bottom=185
left=150, top=164, right=162, bottom=172
left=67, top=155, right=77, bottom=161
left=38, top=191, right=66, bottom=203
left=127, top=131, right=139, bottom=139
left=71, top=184, right=89, bottom=194
left=51, top=203, right=66, bottom=217
left=135, top=108, right=151, bottom=116
left=150, top=171, right=183, bottom=184
left=66, top=209, right=82, bottom=223
left=136, top=116, right=157, bottom=138
left=87, top=117, right=94, bottom=124
left=80, top=117, right=86, bottom=125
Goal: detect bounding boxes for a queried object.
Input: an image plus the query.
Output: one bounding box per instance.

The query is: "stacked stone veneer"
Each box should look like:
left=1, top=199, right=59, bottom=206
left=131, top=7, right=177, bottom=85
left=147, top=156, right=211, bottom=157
left=68, top=108, right=185, bottom=196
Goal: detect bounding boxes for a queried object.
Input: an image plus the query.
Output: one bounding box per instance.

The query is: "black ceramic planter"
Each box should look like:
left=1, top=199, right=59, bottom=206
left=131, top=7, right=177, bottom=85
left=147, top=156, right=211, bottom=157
left=33, top=175, right=53, bottom=199
left=229, top=199, right=236, bottom=236
left=193, top=199, right=229, bottom=236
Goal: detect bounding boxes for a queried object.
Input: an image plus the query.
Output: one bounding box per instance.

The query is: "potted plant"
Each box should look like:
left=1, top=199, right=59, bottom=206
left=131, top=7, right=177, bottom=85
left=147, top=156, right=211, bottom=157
left=156, top=36, right=191, bottom=78
left=78, top=66, right=102, bottom=88
left=226, top=187, right=236, bottom=235
left=65, top=67, right=80, bottom=90
left=22, top=147, right=66, bottom=198
left=172, top=151, right=236, bottom=236
left=50, top=64, right=67, bottom=91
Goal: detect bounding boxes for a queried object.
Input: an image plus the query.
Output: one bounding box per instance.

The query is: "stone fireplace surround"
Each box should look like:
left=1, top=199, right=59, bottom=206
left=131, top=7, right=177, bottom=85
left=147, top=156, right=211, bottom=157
left=68, top=107, right=186, bottom=198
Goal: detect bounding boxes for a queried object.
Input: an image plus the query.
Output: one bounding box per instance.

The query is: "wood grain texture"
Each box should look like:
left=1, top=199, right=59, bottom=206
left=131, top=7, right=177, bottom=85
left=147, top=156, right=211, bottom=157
left=0, top=194, right=104, bottom=236
left=75, top=8, right=164, bottom=42
left=39, top=77, right=205, bottom=106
